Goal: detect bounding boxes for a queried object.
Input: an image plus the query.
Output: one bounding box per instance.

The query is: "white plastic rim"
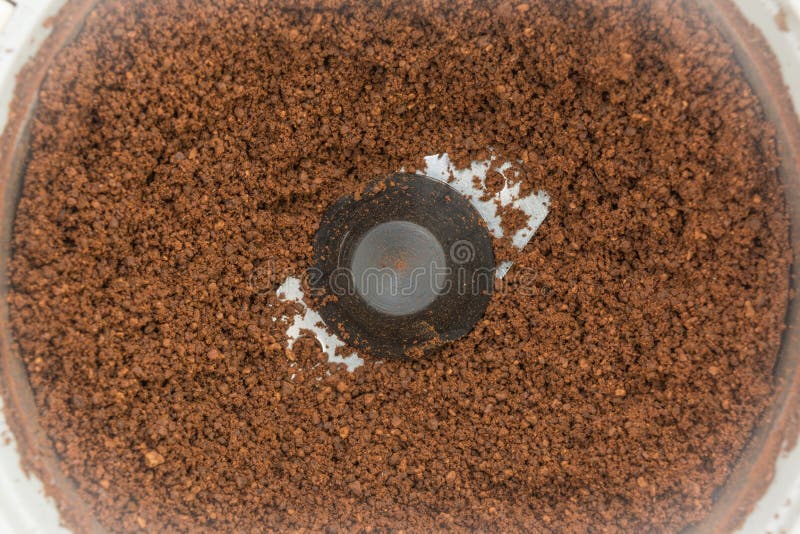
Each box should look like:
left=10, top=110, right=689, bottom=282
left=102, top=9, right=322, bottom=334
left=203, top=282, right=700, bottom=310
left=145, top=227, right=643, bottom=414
left=1, top=0, right=800, bottom=532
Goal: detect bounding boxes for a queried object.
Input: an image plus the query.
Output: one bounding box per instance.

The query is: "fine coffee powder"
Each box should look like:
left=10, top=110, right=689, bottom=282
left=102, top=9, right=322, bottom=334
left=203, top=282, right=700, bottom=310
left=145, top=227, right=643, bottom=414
left=6, top=0, right=792, bottom=531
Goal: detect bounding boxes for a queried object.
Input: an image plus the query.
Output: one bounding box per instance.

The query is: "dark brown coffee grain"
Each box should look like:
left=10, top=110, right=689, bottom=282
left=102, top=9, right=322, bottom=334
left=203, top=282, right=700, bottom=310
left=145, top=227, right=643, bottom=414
left=7, top=0, right=791, bottom=532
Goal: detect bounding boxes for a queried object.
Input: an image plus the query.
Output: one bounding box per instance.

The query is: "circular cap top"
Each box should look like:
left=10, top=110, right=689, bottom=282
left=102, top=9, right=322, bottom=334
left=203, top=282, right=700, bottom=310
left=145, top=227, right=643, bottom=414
left=312, top=173, right=495, bottom=358
left=350, top=220, right=448, bottom=316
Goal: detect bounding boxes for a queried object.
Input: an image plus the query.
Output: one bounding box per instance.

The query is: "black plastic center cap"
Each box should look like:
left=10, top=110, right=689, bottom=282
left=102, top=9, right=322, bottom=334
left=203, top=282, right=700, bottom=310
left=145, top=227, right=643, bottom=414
left=312, top=173, right=494, bottom=358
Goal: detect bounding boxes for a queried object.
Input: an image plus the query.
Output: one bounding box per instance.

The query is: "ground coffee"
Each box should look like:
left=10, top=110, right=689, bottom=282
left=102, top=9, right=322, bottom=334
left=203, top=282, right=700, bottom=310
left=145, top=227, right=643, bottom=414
left=6, top=0, right=792, bottom=531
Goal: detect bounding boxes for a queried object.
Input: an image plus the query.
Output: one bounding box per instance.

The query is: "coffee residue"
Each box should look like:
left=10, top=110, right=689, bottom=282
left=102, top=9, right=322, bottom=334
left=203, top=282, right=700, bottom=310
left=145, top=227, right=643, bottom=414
left=6, top=0, right=791, bottom=532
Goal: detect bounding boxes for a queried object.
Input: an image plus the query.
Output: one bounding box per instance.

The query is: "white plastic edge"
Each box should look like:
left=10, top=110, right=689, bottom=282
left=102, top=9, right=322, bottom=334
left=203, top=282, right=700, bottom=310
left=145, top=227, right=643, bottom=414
left=0, top=2, right=74, bottom=533
left=1, top=0, right=800, bottom=533
left=727, top=2, right=800, bottom=532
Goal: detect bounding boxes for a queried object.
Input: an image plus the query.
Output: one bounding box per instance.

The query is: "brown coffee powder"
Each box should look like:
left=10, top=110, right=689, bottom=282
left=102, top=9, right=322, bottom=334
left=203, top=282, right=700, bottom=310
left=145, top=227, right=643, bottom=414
left=6, top=0, right=792, bottom=532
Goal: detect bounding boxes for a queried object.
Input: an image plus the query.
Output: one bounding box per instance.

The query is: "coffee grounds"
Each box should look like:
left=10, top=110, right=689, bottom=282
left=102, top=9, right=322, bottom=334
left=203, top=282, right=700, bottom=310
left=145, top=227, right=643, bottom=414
left=6, top=0, right=791, bottom=532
